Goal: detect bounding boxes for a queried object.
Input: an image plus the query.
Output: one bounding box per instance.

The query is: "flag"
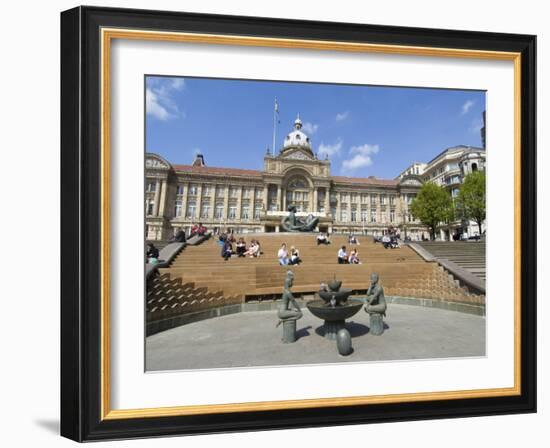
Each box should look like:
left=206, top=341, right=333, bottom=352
left=274, top=99, right=279, bottom=114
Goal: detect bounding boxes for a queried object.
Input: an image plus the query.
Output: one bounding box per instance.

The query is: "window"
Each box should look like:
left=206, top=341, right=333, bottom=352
left=215, top=204, right=224, bottom=219
left=146, top=200, right=155, bottom=216
left=186, top=201, right=196, bottom=218
left=370, top=194, right=377, bottom=204
left=229, top=205, right=237, bottom=219
left=351, top=193, right=357, bottom=203
left=189, top=184, right=198, bottom=195
left=176, top=184, right=184, bottom=195
left=230, top=187, right=239, bottom=198
left=389, top=196, right=395, bottom=206
left=370, top=209, right=377, bottom=223
left=200, top=204, right=210, bottom=218
left=340, top=209, right=348, bottom=222
left=360, top=209, right=367, bottom=222
left=242, top=188, right=250, bottom=198
left=241, top=205, right=249, bottom=220
left=215, top=185, right=225, bottom=197
left=202, top=185, right=211, bottom=196
left=390, top=210, right=395, bottom=223
left=254, top=205, right=262, bottom=219
left=351, top=209, right=357, bottom=222
left=380, top=195, right=386, bottom=205
left=174, top=200, right=182, bottom=217
left=146, top=182, right=157, bottom=193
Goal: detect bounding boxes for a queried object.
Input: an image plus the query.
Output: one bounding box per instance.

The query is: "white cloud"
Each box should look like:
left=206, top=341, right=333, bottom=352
left=302, top=122, right=319, bottom=134
left=341, top=144, right=380, bottom=171
left=317, top=139, right=343, bottom=158
left=461, top=100, right=475, bottom=115
left=146, top=77, right=185, bottom=120
left=336, top=111, right=349, bottom=122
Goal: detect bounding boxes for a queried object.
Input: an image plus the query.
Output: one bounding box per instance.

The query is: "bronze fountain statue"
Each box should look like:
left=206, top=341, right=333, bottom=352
left=307, top=278, right=363, bottom=341
left=280, top=204, right=319, bottom=232
left=364, top=273, right=388, bottom=335
left=276, top=271, right=303, bottom=343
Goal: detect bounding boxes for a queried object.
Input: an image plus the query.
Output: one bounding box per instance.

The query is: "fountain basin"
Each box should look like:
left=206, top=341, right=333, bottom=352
left=318, top=288, right=353, bottom=306
left=306, top=299, right=363, bottom=340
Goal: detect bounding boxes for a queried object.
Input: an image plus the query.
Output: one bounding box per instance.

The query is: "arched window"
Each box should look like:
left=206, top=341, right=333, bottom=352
left=286, top=176, right=310, bottom=212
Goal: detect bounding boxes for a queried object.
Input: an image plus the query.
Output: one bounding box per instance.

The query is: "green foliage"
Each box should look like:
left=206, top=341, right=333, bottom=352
left=410, top=182, right=454, bottom=240
left=456, top=170, right=486, bottom=234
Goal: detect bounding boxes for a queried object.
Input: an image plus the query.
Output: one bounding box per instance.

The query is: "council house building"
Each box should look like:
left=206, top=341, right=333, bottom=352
left=145, top=115, right=484, bottom=240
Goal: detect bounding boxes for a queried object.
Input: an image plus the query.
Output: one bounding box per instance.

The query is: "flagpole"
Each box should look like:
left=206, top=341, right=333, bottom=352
left=272, top=98, right=278, bottom=155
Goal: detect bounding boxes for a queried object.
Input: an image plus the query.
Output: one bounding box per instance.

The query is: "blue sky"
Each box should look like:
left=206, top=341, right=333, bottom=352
left=145, top=76, right=485, bottom=179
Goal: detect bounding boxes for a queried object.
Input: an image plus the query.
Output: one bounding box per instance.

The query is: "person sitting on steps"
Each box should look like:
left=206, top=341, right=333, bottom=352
left=316, top=232, right=330, bottom=245
left=236, top=237, right=247, bottom=257
left=221, top=239, right=233, bottom=261
left=337, top=245, right=348, bottom=264
left=289, top=246, right=302, bottom=265
left=278, top=243, right=289, bottom=265
left=349, top=248, right=361, bottom=264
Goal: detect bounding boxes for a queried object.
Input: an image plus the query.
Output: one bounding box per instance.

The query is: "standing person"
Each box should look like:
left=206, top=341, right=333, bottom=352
left=337, top=245, right=348, bottom=264
left=278, top=243, right=289, bottom=266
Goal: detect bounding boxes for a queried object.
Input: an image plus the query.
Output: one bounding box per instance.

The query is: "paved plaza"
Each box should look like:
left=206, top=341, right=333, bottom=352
left=146, top=303, right=486, bottom=371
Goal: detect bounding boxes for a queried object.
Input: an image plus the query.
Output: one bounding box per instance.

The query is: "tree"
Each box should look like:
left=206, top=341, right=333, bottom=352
left=410, top=183, right=454, bottom=240
left=456, top=171, right=486, bottom=236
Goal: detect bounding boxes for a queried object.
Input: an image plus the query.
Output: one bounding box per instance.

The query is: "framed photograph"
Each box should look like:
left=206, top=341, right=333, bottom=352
left=60, top=6, right=536, bottom=441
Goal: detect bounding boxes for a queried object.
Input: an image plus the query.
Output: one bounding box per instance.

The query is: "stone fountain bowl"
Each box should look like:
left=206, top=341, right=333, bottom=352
left=318, top=288, right=353, bottom=305
left=327, top=279, right=342, bottom=291
left=306, top=299, right=363, bottom=322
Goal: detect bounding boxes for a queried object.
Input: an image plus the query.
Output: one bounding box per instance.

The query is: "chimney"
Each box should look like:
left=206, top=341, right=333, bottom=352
left=192, top=153, right=205, bottom=167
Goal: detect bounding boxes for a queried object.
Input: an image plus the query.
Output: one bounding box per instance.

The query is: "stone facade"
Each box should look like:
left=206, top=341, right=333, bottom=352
left=145, top=116, right=483, bottom=241
left=397, top=145, right=486, bottom=240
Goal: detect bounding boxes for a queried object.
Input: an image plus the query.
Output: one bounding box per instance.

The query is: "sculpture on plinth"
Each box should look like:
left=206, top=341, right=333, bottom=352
left=365, top=273, right=387, bottom=336
left=276, top=271, right=303, bottom=343
left=280, top=204, right=319, bottom=232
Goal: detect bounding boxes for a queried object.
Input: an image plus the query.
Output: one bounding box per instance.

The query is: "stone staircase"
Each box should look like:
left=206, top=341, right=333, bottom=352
left=415, top=241, right=486, bottom=282
left=147, top=234, right=484, bottom=329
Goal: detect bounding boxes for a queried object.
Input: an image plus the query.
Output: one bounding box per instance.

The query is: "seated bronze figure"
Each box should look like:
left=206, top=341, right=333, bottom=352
left=280, top=204, right=319, bottom=232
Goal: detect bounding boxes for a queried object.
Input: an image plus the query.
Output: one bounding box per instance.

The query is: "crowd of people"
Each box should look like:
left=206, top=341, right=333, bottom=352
left=148, top=224, right=412, bottom=267
left=219, top=232, right=262, bottom=261
left=374, top=227, right=402, bottom=249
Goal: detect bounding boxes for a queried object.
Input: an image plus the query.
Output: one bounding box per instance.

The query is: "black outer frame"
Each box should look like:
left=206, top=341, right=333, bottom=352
left=60, top=5, right=537, bottom=442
